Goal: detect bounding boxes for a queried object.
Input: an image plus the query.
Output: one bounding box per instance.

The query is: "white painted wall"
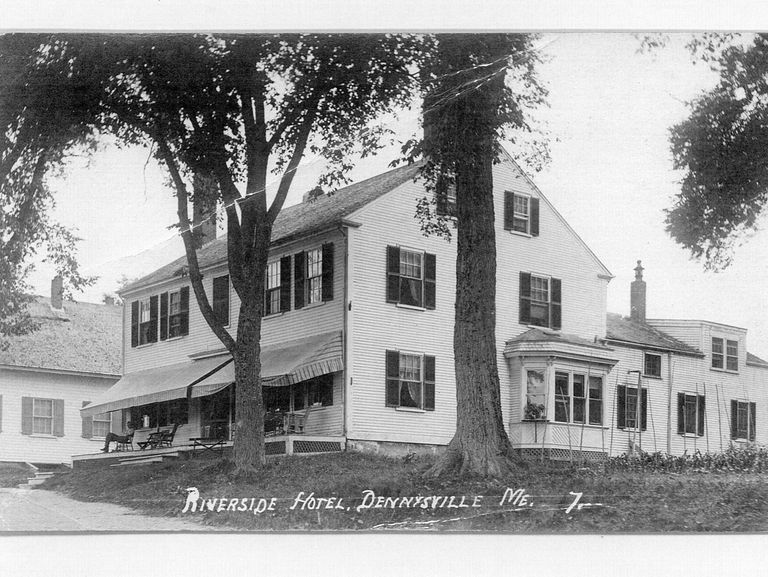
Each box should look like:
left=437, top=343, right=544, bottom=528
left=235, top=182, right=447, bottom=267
left=0, top=368, right=117, bottom=464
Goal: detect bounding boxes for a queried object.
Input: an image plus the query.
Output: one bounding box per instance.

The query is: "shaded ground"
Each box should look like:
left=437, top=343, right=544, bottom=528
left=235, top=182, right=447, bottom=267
left=44, top=451, right=768, bottom=531
left=0, top=487, right=214, bottom=532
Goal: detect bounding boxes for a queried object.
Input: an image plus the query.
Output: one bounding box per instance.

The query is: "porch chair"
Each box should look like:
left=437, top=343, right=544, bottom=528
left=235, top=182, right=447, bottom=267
left=115, top=432, right=134, bottom=452
left=158, top=423, right=179, bottom=448
left=289, top=405, right=312, bottom=434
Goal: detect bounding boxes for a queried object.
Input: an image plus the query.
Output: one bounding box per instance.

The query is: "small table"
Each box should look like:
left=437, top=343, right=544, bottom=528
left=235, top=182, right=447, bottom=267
left=190, top=437, right=226, bottom=454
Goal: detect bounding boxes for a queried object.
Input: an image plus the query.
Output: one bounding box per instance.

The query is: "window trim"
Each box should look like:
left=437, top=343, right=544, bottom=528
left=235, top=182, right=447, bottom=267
left=32, top=398, right=54, bottom=436
left=643, top=352, right=662, bottom=378
left=553, top=370, right=604, bottom=426
left=265, top=260, right=282, bottom=317
left=711, top=336, right=739, bottom=373
left=677, top=392, right=705, bottom=436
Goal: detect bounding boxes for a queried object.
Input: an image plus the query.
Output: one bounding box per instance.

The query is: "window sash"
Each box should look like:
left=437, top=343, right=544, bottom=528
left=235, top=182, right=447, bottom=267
left=644, top=353, right=661, bottom=377
left=398, top=353, right=424, bottom=409
left=92, top=413, right=111, bottom=438
left=712, top=337, right=724, bottom=369
left=554, top=372, right=570, bottom=423
left=625, top=388, right=638, bottom=429
left=139, top=298, right=153, bottom=344
left=139, top=299, right=151, bottom=323
left=734, top=400, right=753, bottom=439
left=306, top=249, right=323, bottom=305
left=683, top=394, right=698, bottom=434
left=726, top=340, right=738, bottom=371
left=512, top=195, right=530, bottom=233
left=32, top=399, right=53, bottom=434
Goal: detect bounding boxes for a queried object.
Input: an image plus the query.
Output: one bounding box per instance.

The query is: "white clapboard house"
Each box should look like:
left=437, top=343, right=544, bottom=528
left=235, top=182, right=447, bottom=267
left=0, top=278, right=121, bottom=465
left=79, top=149, right=768, bottom=463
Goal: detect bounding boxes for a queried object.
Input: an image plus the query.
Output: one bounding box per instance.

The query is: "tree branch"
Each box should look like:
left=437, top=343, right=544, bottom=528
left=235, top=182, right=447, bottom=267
left=154, top=134, right=237, bottom=353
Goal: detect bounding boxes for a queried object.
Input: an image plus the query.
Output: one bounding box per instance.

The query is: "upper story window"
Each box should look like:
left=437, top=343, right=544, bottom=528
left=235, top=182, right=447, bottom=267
left=385, top=350, right=436, bottom=411
left=132, top=295, right=158, bottom=346
left=435, top=179, right=457, bottom=217
left=386, top=246, right=436, bottom=310
left=159, top=287, right=189, bottom=341
left=294, top=243, right=334, bottom=309
left=712, top=336, right=738, bottom=372
left=213, top=275, right=230, bottom=326
left=644, top=352, right=662, bottom=378
left=264, top=257, right=292, bottom=316
left=504, top=191, right=540, bottom=236
left=519, top=272, right=561, bottom=330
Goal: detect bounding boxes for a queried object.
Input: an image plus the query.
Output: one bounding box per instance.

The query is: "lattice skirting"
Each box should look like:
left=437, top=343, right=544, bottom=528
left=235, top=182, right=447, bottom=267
left=265, top=440, right=286, bottom=455
left=517, top=447, right=608, bottom=462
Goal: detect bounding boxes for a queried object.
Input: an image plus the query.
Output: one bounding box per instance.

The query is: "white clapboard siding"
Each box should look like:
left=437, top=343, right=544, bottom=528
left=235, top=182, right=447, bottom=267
left=0, top=368, right=117, bottom=464
left=345, top=157, right=610, bottom=445
left=123, top=229, right=345, bottom=373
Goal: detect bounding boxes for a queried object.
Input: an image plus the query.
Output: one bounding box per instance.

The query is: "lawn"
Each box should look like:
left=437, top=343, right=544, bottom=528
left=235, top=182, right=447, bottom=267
left=43, top=449, right=768, bottom=531
left=0, top=462, right=32, bottom=488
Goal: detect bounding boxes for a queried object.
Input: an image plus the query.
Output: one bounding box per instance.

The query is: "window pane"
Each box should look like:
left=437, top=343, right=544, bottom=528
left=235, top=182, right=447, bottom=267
left=514, top=195, right=529, bottom=216
left=726, top=340, right=738, bottom=371
left=525, top=370, right=546, bottom=419
left=529, top=303, right=549, bottom=327
left=644, top=353, right=661, bottom=377
left=530, top=276, right=549, bottom=303
left=712, top=338, right=724, bottom=369
left=33, top=399, right=52, bottom=417
left=267, top=262, right=280, bottom=290
left=399, top=277, right=423, bottom=307
left=399, top=250, right=422, bottom=279
left=554, top=372, right=569, bottom=423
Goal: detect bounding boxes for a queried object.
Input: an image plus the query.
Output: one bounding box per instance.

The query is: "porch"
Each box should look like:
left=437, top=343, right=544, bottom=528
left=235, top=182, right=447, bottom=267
left=72, top=434, right=346, bottom=470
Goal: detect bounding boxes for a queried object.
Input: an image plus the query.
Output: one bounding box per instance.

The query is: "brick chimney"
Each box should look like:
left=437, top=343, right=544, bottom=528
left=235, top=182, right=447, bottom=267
left=51, top=275, right=64, bottom=310
left=630, top=260, right=646, bottom=323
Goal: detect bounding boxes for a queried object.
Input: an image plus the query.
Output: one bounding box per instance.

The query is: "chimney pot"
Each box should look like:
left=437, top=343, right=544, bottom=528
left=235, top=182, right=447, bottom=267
left=51, top=276, right=63, bottom=310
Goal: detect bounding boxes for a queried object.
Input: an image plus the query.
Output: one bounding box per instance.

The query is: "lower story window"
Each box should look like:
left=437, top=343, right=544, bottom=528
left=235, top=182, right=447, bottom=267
left=131, top=400, right=188, bottom=429
left=731, top=400, right=756, bottom=441
left=617, top=385, right=648, bottom=431
left=677, top=393, right=705, bottom=436
left=385, top=350, right=436, bottom=411
left=554, top=371, right=603, bottom=425
left=92, top=412, right=111, bottom=438
left=524, top=369, right=547, bottom=420
left=33, top=398, right=53, bottom=435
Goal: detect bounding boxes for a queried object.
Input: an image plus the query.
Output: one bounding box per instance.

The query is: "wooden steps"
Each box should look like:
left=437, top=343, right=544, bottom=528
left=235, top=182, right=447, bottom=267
left=18, top=470, right=56, bottom=488
left=109, top=452, right=180, bottom=467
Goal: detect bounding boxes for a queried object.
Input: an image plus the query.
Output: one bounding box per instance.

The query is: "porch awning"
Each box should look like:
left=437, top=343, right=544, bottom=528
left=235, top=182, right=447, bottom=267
left=80, top=355, right=232, bottom=417
left=81, top=330, right=343, bottom=416
left=194, top=330, right=344, bottom=389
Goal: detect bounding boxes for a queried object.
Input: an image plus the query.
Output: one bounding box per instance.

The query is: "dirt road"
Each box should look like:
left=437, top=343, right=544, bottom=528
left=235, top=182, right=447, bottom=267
left=0, top=487, right=212, bottom=532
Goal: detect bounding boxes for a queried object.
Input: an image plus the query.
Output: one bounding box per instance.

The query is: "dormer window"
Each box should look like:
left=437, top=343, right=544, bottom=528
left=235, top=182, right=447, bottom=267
left=712, top=337, right=738, bottom=372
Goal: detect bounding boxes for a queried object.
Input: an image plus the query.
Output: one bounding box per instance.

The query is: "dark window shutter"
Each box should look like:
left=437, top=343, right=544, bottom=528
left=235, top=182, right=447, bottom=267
left=280, top=256, right=292, bottom=312
left=159, top=292, right=169, bottom=341
left=697, top=395, right=705, bottom=437
left=81, top=401, right=93, bottom=439
left=677, top=393, right=685, bottom=434
left=386, top=246, right=400, bottom=303
left=131, top=301, right=139, bottom=348
left=53, top=399, right=65, bottom=437
left=322, top=242, right=334, bottom=302
left=385, top=350, right=400, bottom=407
left=519, top=272, right=531, bottom=325
left=21, top=397, right=32, bottom=435
left=148, top=295, right=159, bottom=343
left=179, top=287, right=190, bottom=336
left=640, top=388, right=648, bottom=431
left=551, top=277, right=562, bottom=330
left=294, top=251, right=306, bottom=309
left=504, top=191, right=515, bottom=231
left=530, top=197, right=540, bottom=237
left=616, top=385, right=626, bottom=429
left=750, top=402, right=757, bottom=442
left=424, top=355, right=436, bottom=411
left=731, top=399, right=738, bottom=439
left=424, top=253, right=436, bottom=310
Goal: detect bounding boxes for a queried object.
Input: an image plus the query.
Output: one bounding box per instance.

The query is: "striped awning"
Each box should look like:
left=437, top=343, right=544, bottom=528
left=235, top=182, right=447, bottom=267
left=193, top=330, right=344, bottom=389
left=81, top=330, right=343, bottom=416
left=80, top=355, right=232, bottom=416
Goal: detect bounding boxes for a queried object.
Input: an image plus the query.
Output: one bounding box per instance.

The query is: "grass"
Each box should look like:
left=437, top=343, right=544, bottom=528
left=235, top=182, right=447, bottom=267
left=0, top=462, right=32, bottom=487
left=42, top=449, right=768, bottom=532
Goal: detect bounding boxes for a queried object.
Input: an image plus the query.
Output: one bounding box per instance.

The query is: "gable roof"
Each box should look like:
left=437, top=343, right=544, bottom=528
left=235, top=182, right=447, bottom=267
left=122, top=162, right=422, bottom=294
left=605, top=312, right=703, bottom=357
left=0, top=297, right=122, bottom=375
left=747, top=352, right=768, bottom=368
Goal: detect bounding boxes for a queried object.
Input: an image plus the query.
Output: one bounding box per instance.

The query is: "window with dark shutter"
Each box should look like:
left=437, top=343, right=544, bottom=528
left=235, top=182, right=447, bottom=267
left=732, top=399, right=757, bottom=441
left=617, top=385, right=646, bottom=430
left=424, top=355, right=436, bottom=411
left=321, top=243, right=334, bottom=302
left=21, top=397, right=33, bottom=435
left=385, top=351, right=435, bottom=411
left=131, top=301, right=139, bottom=348
left=640, top=388, right=648, bottom=431
left=213, top=275, right=230, bottom=325
left=385, top=245, right=436, bottom=309
left=148, top=295, right=158, bottom=343
left=520, top=272, right=561, bottom=330
left=504, top=191, right=539, bottom=235
left=53, top=399, right=65, bottom=437
left=179, top=287, right=189, bottom=336
left=678, top=392, right=705, bottom=435
left=530, top=198, right=540, bottom=237
left=504, top=191, right=515, bottom=231
left=385, top=350, right=400, bottom=407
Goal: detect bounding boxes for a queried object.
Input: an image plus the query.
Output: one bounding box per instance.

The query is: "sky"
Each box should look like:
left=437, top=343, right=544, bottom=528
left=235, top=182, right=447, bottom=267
left=24, top=32, right=768, bottom=358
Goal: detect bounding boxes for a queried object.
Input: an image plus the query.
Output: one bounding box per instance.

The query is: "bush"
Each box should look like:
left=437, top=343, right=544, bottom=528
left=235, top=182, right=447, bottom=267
left=606, top=444, right=768, bottom=473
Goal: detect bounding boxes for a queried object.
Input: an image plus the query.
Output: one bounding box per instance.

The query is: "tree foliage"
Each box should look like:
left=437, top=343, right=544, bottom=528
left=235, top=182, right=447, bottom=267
left=4, top=33, right=427, bottom=472
left=0, top=34, right=97, bottom=347
left=667, top=33, right=768, bottom=269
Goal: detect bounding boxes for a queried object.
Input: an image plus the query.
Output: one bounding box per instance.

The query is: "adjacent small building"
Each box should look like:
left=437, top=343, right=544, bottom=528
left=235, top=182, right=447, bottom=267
left=0, top=279, right=121, bottom=465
